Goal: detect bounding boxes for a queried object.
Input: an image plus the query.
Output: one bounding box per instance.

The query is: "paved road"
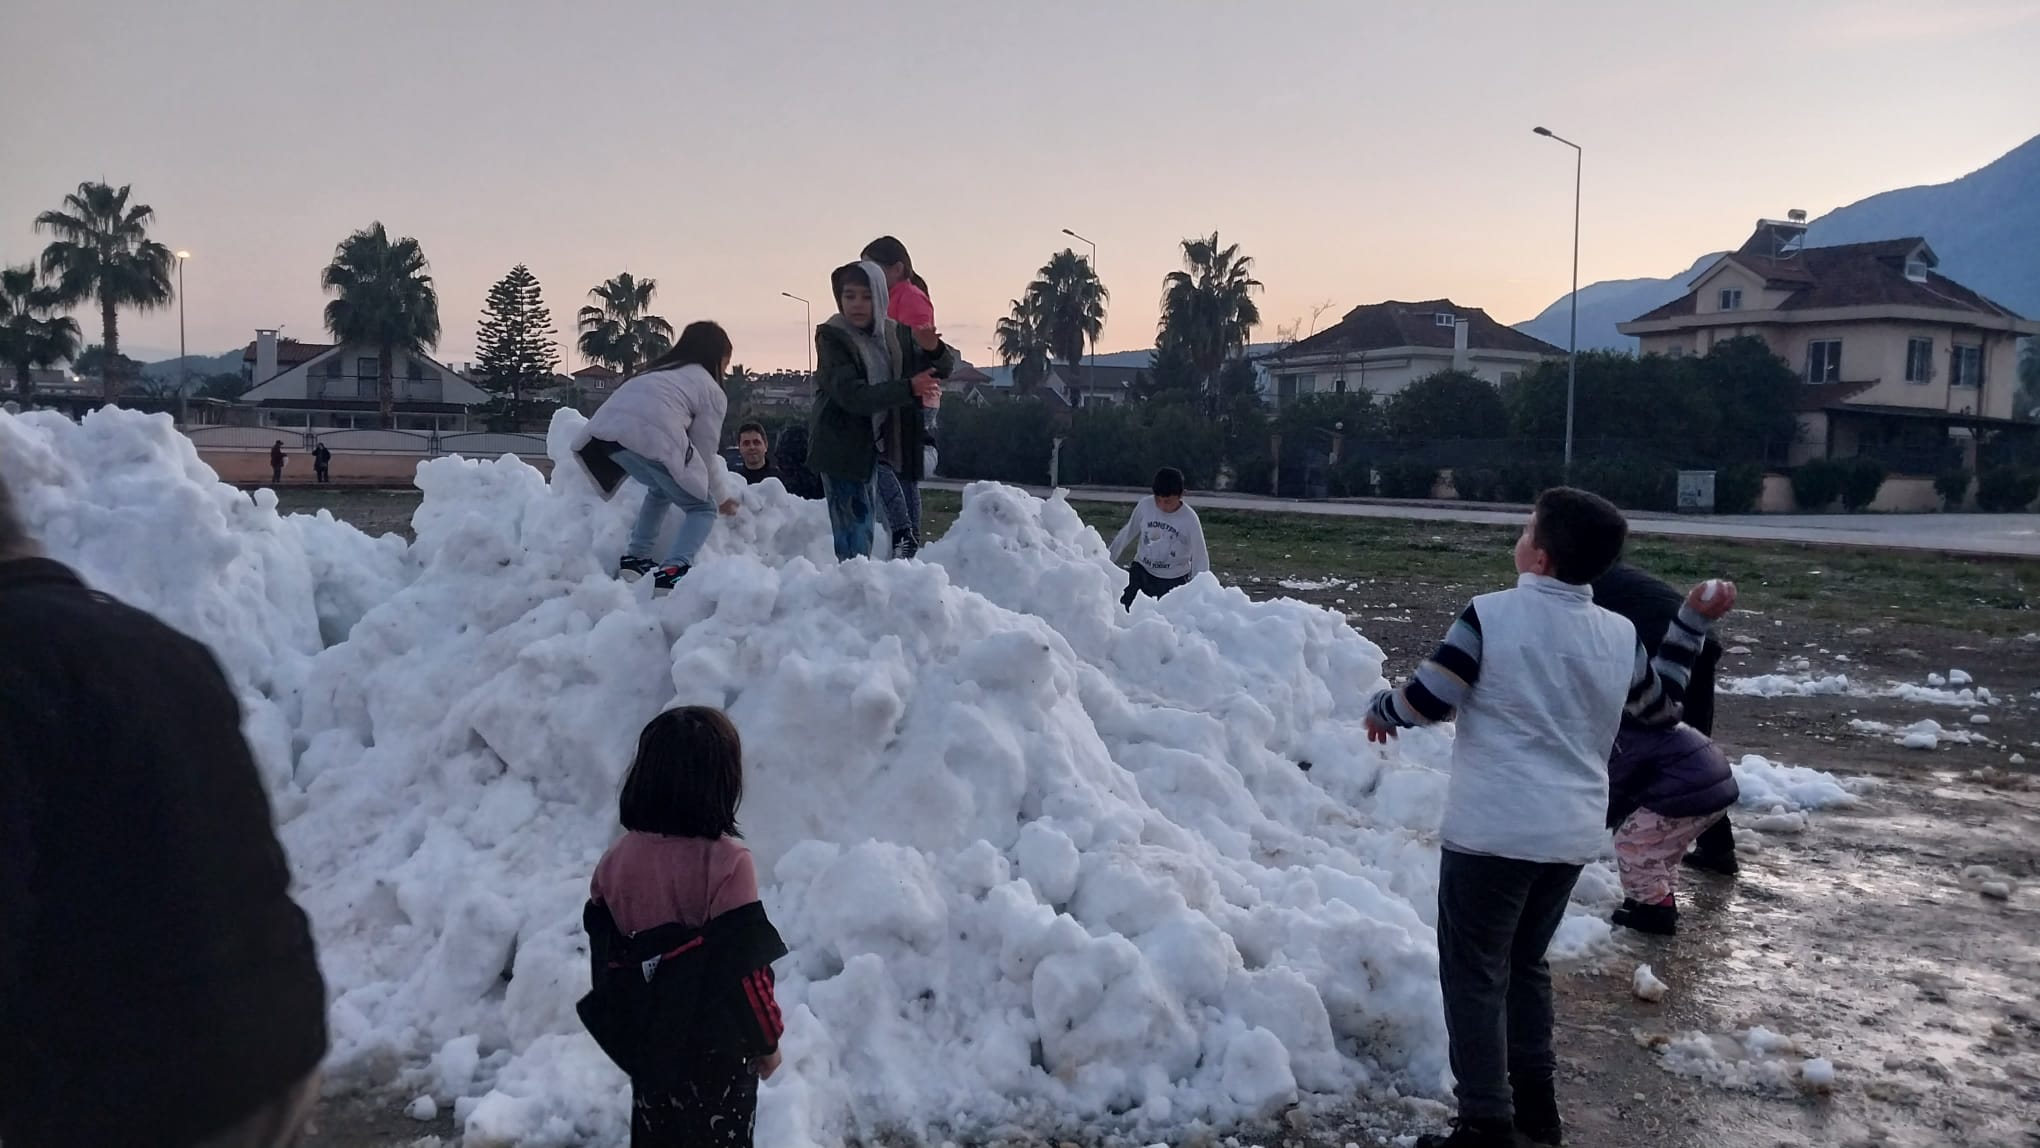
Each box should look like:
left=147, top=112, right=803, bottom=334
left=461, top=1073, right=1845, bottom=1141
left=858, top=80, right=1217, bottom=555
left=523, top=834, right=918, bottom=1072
left=923, top=481, right=2040, bottom=558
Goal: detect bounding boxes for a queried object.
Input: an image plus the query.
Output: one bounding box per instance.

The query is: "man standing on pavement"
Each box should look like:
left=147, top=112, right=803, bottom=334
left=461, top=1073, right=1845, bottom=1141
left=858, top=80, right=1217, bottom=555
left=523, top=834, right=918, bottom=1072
left=732, top=421, right=781, bottom=485
left=270, top=439, right=287, bottom=484
left=0, top=475, right=329, bottom=1148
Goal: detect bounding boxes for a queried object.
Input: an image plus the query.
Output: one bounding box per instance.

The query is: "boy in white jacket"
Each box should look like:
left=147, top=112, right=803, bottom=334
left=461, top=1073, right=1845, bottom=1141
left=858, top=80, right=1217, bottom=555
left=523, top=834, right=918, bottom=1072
left=1108, top=468, right=1210, bottom=609
left=571, top=321, right=739, bottom=591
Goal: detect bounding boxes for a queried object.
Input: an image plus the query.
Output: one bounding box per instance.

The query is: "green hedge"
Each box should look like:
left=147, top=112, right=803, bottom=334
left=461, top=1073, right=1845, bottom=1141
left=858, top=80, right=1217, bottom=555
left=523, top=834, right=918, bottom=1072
left=1935, top=468, right=1972, bottom=511
left=1790, top=459, right=1844, bottom=511
left=1375, top=459, right=1439, bottom=499
left=1572, top=457, right=1678, bottom=512
left=1977, top=466, right=2040, bottom=513
left=1838, top=457, right=1888, bottom=512
left=1714, top=462, right=1764, bottom=514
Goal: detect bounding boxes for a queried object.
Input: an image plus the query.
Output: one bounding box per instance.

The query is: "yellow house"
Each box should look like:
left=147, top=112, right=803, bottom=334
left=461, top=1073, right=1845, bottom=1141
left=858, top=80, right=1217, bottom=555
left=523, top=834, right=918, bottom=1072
left=1619, top=217, right=2038, bottom=473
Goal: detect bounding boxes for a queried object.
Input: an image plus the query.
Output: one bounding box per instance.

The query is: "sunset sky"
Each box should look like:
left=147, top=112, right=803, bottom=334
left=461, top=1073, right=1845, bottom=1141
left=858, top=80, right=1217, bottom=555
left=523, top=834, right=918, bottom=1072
left=3, top=0, right=2036, bottom=372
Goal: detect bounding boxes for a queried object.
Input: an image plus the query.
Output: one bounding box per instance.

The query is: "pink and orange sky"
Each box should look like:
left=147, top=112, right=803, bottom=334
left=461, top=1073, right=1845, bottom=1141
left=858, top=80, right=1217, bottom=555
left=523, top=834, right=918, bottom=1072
left=3, top=0, right=2037, bottom=372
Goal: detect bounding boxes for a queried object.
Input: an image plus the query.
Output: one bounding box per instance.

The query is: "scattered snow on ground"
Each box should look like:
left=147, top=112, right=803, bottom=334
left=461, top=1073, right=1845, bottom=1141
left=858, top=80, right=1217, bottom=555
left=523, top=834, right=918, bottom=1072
left=1850, top=718, right=1992, bottom=750
left=1276, top=576, right=1348, bottom=592
left=1722, top=671, right=1990, bottom=708
left=1731, top=756, right=1874, bottom=813
left=1646, top=1026, right=1830, bottom=1092
left=7, top=407, right=1655, bottom=1148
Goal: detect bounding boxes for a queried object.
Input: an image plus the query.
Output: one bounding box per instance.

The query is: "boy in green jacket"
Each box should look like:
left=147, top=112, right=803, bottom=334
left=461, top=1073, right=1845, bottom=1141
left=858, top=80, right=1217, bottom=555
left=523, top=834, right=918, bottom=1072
left=810, top=261, right=952, bottom=561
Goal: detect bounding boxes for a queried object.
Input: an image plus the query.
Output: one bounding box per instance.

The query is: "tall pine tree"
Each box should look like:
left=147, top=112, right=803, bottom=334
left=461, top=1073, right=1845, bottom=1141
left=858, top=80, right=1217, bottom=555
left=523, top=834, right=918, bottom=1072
left=474, top=264, right=559, bottom=425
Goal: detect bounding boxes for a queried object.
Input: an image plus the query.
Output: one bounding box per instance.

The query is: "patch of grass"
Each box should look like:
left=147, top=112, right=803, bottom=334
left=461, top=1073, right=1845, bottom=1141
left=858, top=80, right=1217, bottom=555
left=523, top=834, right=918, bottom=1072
left=920, top=489, right=2040, bottom=635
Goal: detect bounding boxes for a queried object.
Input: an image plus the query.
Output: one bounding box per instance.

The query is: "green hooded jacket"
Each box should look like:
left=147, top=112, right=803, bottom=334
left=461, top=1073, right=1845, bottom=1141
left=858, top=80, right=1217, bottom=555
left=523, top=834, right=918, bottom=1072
left=806, top=319, right=954, bottom=483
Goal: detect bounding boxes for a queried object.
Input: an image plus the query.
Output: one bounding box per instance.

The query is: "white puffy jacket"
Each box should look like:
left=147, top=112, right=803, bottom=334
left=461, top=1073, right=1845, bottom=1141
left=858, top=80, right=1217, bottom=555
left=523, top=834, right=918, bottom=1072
left=571, top=363, right=730, bottom=503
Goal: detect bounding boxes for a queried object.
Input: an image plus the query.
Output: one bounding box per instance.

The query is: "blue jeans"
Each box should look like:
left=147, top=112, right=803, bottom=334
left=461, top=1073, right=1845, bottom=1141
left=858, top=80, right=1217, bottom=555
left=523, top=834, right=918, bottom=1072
left=824, top=475, right=875, bottom=561
left=612, top=448, right=717, bottom=568
left=874, top=463, right=922, bottom=538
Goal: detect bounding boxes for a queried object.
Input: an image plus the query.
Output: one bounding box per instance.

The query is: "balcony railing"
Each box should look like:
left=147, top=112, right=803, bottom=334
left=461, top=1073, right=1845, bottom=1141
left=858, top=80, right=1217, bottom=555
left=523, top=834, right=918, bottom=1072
left=311, top=375, right=444, bottom=403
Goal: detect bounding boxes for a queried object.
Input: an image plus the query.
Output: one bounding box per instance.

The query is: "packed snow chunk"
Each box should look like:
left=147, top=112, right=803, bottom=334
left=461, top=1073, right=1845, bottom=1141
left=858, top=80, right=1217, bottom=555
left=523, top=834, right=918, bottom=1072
left=1800, top=1057, right=1836, bottom=1091
left=1970, top=713, right=1991, bottom=725
left=407, top=1096, right=440, bottom=1122
left=1949, top=669, right=1973, bottom=686
left=1731, top=756, right=1873, bottom=813
left=1747, top=812, right=1809, bottom=834
left=1928, top=673, right=1948, bottom=687
left=1632, top=964, right=1668, bottom=1003
left=1961, top=865, right=2018, bottom=901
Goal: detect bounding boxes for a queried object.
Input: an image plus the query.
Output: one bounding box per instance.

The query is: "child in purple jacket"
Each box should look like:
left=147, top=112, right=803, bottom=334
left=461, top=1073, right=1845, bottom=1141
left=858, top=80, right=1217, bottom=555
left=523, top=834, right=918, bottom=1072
left=1606, top=723, right=1739, bottom=935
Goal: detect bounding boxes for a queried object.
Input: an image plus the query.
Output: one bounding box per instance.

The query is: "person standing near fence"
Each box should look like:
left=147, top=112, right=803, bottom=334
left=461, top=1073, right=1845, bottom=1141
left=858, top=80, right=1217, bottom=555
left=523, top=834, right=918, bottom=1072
left=313, top=442, right=332, bottom=484
left=269, top=440, right=286, bottom=485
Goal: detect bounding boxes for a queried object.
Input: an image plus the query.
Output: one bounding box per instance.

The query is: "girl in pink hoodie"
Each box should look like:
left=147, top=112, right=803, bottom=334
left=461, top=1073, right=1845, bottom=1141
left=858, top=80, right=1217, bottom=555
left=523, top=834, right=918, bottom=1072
left=861, top=236, right=937, bottom=556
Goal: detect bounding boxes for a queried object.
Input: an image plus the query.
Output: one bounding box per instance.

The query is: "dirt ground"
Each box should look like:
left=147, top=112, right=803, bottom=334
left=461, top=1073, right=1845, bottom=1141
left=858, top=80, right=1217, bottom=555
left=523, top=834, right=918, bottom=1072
left=276, top=488, right=2040, bottom=1147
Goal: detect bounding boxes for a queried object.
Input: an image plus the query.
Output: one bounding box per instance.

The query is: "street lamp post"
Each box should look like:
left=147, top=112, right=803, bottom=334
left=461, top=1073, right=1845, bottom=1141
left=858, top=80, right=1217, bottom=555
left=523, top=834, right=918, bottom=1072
left=175, top=250, right=191, bottom=425
left=781, top=292, right=812, bottom=376
left=1061, top=228, right=1098, bottom=407
left=1533, top=126, right=1581, bottom=477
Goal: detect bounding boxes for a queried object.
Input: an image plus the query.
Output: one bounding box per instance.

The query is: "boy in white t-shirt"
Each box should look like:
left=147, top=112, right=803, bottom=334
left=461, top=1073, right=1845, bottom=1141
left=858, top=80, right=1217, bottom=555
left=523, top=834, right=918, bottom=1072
left=1108, top=467, right=1210, bottom=610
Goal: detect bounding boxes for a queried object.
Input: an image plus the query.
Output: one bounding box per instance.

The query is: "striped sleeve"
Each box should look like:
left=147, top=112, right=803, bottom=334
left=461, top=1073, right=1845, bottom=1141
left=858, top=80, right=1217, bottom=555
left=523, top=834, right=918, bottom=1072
left=742, top=966, right=784, bottom=1048
left=1625, top=601, right=1710, bottom=726
left=1370, top=603, right=1484, bottom=729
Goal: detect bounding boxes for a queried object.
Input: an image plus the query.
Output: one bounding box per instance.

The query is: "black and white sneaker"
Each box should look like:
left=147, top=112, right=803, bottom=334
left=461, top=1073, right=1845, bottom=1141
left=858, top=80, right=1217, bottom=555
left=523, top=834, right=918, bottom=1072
left=652, top=563, right=690, bottom=593
left=619, top=555, right=657, bottom=581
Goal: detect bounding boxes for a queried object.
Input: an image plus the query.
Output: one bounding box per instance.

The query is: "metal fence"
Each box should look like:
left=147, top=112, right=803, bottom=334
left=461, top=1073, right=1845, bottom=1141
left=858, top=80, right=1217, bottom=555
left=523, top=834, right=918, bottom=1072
left=184, top=426, right=548, bottom=458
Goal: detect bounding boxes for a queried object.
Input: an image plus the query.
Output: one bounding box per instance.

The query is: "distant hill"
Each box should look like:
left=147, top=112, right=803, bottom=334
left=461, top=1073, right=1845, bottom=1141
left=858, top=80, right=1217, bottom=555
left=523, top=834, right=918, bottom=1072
left=1517, top=132, right=2040, bottom=351
left=140, top=349, right=244, bottom=390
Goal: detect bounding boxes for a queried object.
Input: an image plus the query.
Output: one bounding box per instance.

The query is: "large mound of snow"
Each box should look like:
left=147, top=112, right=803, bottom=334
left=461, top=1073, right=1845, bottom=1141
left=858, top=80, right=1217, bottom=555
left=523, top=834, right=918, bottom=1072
left=5, top=407, right=1622, bottom=1147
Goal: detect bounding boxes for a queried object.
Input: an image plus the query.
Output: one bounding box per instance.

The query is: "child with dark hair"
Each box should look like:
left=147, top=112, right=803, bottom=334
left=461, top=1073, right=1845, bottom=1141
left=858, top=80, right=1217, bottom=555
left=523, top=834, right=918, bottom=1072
left=582, top=707, right=785, bottom=1148
left=570, top=321, right=741, bottom=591
left=1108, top=467, right=1209, bottom=609
left=1364, top=487, right=1737, bottom=1148
left=861, top=237, right=941, bottom=557
left=808, top=261, right=952, bottom=562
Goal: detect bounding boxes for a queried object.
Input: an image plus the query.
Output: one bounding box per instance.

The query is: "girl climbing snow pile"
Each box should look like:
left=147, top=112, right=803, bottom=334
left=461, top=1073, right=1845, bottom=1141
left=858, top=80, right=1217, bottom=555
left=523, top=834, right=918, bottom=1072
left=571, top=321, right=741, bottom=591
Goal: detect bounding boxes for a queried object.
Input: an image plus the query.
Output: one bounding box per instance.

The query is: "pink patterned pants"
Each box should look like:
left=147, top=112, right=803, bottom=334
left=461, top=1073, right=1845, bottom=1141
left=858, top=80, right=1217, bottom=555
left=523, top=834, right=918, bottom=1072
left=1613, top=808, right=1726, bottom=904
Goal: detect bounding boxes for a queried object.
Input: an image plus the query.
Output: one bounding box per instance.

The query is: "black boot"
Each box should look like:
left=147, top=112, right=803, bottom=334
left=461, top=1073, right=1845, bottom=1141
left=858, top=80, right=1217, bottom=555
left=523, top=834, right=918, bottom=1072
left=1682, top=847, right=1740, bottom=877
left=1611, top=897, right=1678, bottom=936
left=1511, top=1073, right=1563, bottom=1146
left=1415, top=1117, right=1523, bottom=1147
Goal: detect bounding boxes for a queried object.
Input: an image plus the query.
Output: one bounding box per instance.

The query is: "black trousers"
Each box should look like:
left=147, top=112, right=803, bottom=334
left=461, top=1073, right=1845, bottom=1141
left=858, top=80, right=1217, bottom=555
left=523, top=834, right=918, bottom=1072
left=1684, top=649, right=1738, bottom=858
left=632, top=1054, right=758, bottom=1148
left=1436, top=848, right=1582, bottom=1122
left=1121, top=562, right=1190, bottom=610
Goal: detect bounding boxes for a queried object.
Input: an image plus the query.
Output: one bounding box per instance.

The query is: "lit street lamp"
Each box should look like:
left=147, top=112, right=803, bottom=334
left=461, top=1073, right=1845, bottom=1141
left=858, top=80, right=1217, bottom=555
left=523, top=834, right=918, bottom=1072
left=175, top=250, right=191, bottom=425
left=1060, top=228, right=1098, bottom=406
left=781, top=292, right=812, bottom=375
left=1533, top=126, right=1581, bottom=476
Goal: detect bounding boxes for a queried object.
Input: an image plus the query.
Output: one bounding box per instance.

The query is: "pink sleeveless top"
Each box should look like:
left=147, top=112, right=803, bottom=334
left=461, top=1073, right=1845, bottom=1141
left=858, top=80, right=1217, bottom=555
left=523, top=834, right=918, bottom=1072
left=591, top=831, right=759, bottom=934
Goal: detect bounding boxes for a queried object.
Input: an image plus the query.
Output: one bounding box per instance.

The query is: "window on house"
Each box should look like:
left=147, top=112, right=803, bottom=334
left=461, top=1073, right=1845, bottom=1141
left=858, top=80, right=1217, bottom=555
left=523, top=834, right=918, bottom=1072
left=356, top=357, right=377, bottom=381
left=1297, top=374, right=1317, bottom=395
left=1667, top=344, right=1686, bottom=359
left=1500, top=371, right=1519, bottom=386
left=1333, top=377, right=1347, bottom=395
left=1433, top=312, right=1456, bottom=326
left=1806, top=339, right=1843, bottom=383
left=1718, top=288, right=1743, bottom=311
left=1905, top=337, right=1934, bottom=383
left=1951, top=345, right=1982, bottom=387
left=1905, top=258, right=1929, bottom=283
left=324, top=358, right=342, bottom=377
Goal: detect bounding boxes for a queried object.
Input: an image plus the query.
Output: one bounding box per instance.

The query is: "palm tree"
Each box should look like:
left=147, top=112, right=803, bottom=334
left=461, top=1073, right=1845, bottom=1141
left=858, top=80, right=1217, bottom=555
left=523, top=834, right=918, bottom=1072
left=995, top=295, right=1052, bottom=395
left=34, top=181, right=175, bottom=401
left=321, top=222, right=442, bottom=429
left=577, top=273, right=674, bottom=375
left=1026, top=249, right=1108, bottom=405
left=0, top=264, right=82, bottom=403
left=1158, top=231, right=1264, bottom=415
left=724, top=363, right=754, bottom=422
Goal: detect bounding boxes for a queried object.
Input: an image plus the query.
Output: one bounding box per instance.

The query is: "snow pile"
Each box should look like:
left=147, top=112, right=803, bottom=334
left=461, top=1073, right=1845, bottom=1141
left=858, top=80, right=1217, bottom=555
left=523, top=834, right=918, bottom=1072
left=1645, top=1026, right=1831, bottom=1092
left=1731, top=755, right=1874, bottom=814
left=1720, top=672, right=1852, bottom=698
left=5, top=407, right=1585, bottom=1148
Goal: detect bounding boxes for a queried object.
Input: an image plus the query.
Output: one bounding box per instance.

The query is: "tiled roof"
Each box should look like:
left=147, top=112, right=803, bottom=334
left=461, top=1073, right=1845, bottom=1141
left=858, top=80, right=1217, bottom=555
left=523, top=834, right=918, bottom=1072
left=1630, top=232, right=2025, bottom=324
left=241, top=340, right=336, bottom=366
left=1278, top=299, right=1563, bottom=359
